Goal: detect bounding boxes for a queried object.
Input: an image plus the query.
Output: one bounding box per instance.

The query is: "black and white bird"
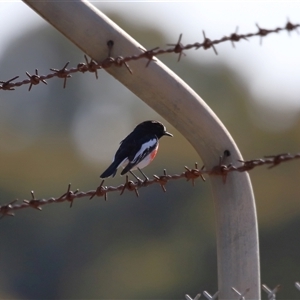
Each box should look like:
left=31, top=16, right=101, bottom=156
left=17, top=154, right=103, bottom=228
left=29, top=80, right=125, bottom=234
left=100, top=120, right=173, bottom=178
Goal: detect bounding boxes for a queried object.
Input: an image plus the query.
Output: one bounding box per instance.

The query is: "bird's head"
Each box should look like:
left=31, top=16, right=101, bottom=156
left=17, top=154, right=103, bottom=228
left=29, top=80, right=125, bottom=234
left=135, top=120, right=173, bottom=139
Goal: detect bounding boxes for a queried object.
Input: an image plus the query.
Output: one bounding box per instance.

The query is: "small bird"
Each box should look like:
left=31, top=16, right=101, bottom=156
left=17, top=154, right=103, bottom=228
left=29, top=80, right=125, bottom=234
left=100, top=120, right=173, bottom=178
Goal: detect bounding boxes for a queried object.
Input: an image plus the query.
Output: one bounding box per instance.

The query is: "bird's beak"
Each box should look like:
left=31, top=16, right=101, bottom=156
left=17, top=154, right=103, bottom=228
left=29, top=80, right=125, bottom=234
left=164, top=131, right=173, bottom=137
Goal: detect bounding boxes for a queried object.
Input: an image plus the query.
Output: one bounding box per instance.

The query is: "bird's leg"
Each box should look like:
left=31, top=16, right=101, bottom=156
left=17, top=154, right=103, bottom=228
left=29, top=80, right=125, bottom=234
left=137, top=167, right=149, bottom=181
left=129, top=171, right=142, bottom=183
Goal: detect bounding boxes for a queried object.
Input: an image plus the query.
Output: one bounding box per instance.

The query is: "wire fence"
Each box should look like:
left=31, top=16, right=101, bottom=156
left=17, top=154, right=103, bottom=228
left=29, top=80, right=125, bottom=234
left=186, top=282, right=300, bottom=300
left=1, top=151, right=299, bottom=218
left=1, top=20, right=300, bottom=219
left=0, top=21, right=299, bottom=91
left=1, top=8, right=300, bottom=300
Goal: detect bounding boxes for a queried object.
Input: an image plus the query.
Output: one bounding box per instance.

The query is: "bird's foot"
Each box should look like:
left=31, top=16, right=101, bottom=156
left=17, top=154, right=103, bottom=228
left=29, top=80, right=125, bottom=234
left=129, top=171, right=143, bottom=183
left=137, top=167, right=149, bottom=182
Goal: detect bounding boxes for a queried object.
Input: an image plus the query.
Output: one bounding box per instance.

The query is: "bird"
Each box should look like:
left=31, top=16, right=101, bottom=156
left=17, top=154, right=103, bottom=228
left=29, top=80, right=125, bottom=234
left=100, top=120, right=173, bottom=178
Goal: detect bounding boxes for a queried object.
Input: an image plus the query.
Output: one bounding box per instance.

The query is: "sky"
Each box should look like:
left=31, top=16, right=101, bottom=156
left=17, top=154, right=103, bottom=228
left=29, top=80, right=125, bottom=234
left=0, top=1, right=300, bottom=111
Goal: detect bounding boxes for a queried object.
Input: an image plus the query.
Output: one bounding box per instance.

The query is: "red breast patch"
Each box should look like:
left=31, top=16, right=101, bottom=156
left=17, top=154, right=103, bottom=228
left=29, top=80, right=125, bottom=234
left=150, top=146, right=158, bottom=160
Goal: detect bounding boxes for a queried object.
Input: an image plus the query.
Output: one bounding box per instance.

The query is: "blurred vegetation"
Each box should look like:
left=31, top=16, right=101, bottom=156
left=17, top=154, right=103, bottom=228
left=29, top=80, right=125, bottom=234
left=0, top=8, right=300, bottom=300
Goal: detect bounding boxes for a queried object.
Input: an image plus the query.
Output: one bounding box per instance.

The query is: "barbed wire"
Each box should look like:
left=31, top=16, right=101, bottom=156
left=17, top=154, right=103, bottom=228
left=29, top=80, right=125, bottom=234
left=1, top=151, right=299, bottom=218
left=185, top=283, right=286, bottom=300
left=0, top=20, right=299, bottom=91
left=185, top=281, right=300, bottom=299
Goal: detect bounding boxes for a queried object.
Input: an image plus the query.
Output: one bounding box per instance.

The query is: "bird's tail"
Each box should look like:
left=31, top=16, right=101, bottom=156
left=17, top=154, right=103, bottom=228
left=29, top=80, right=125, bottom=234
left=100, top=160, right=122, bottom=178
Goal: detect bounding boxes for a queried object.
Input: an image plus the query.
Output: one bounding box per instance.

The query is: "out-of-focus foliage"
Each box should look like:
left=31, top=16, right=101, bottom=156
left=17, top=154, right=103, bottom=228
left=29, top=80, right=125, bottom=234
left=0, top=9, right=300, bottom=300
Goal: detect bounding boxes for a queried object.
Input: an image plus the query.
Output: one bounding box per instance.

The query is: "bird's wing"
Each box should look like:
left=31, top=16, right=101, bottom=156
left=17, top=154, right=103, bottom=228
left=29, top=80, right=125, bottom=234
left=100, top=136, right=136, bottom=178
left=121, top=135, right=158, bottom=175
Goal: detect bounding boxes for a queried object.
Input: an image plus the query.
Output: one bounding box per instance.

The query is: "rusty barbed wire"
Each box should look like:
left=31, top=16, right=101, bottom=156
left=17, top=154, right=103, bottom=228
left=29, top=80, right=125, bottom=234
left=0, top=21, right=299, bottom=91
left=1, top=151, right=300, bottom=218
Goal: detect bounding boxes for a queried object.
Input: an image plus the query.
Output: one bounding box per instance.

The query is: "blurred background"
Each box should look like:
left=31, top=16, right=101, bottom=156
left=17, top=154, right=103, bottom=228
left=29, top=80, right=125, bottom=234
left=1, top=1, right=300, bottom=299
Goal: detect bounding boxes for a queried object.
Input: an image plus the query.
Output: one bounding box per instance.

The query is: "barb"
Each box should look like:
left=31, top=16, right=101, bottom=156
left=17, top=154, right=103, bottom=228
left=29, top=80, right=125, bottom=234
left=1, top=21, right=299, bottom=91
left=231, top=287, right=250, bottom=300
left=50, top=62, right=72, bottom=88
left=202, top=290, right=219, bottom=300
left=0, top=76, right=19, bottom=91
left=167, top=33, right=187, bottom=61
left=262, top=284, right=281, bottom=300
left=185, top=294, right=201, bottom=300
left=201, top=30, right=218, bottom=55
left=1, top=151, right=300, bottom=217
left=26, top=69, right=47, bottom=91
